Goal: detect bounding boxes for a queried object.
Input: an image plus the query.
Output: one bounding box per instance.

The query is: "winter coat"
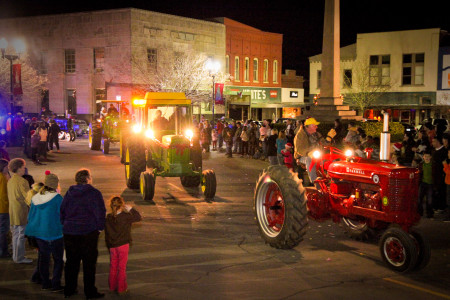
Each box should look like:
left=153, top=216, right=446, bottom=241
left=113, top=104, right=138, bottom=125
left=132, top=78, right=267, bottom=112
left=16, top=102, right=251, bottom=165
left=267, top=135, right=278, bottom=156
left=276, top=138, right=287, bottom=155
left=49, top=123, right=61, bottom=138
left=60, top=184, right=106, bottom=235
left=30, top=135, right=41, bottom=148
left=25, top=191, right=63, bottom=241
left=7, top=173, right=30, bottom=226
left=105, top=208, right=142, bottom=248
left=0, top=174, right=8, bottom=214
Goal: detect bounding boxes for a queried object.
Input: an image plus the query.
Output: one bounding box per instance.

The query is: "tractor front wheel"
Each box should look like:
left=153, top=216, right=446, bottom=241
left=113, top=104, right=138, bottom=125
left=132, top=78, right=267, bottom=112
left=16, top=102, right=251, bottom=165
left=254, top=165, right=308, bottom=249
left=379, top=226, right=418, bottom=272
left=201, top=169, right=216, bottom=200
left=140, top=171, right=155, bottom=202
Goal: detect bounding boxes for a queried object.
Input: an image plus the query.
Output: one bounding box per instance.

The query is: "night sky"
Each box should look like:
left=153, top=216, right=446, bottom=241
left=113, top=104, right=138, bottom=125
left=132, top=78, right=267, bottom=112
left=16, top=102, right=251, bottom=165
left=1, top=0, right=449, bottom=80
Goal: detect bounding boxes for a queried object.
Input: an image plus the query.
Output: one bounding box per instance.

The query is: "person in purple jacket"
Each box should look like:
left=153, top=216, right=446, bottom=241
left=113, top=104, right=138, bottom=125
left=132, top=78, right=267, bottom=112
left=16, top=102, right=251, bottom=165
left=60, top=168, right=106, bottom=299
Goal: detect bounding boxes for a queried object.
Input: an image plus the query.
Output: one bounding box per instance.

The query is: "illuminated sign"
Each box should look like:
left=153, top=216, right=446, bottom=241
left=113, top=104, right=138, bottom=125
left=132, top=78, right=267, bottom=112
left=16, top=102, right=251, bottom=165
left=290, top=91, right=298, bottom=98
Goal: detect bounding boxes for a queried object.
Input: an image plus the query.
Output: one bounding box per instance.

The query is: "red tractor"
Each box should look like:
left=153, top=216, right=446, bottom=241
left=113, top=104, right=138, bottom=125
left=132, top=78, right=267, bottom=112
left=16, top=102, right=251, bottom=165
left=254, top=112, right=430, bottom=273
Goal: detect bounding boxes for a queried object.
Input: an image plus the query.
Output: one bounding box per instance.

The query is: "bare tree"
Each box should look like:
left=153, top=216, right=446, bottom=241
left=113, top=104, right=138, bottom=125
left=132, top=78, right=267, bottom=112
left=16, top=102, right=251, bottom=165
left=131, top=49, right=228, bottom=103
left=342, top=56, right=393, bottom=116
left=0, top=54, right=47, bottom=112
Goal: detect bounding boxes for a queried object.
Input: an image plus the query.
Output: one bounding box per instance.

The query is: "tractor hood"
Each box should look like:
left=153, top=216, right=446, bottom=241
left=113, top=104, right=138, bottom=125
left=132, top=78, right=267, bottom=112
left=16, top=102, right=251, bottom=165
left=328, top=160, right=418, bottom=184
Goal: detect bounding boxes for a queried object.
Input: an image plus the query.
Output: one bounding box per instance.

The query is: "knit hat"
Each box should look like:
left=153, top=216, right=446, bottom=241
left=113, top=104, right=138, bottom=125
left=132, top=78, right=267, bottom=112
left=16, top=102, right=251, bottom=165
left=393, top=143, right=402, bottom=152
left=285, top=143, right=293, bottom=148
left=44, top=170, right=59, bottom=190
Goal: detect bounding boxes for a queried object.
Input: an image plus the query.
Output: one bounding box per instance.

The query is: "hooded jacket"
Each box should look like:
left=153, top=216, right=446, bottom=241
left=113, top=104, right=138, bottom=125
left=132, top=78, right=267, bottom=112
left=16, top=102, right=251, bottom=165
left=25, top=191, right=63, bottom=240
left=60, top=184, right=106, bottom=235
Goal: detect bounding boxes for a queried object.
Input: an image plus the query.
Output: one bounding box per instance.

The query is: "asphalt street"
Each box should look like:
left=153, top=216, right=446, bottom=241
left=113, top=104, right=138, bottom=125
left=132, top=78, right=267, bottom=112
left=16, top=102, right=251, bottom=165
left=0, top=137, right=449, bottom=300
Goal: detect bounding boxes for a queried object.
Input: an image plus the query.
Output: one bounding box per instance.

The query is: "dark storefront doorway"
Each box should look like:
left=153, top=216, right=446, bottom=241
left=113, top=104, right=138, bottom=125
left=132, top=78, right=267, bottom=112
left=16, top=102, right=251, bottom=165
left=228, top=105, right=248, bottom=121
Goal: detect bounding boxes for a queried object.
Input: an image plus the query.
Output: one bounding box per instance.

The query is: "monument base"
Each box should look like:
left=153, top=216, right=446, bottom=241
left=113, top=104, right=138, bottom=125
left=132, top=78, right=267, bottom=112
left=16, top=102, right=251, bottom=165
left=308, top=97, right=362, bottom=122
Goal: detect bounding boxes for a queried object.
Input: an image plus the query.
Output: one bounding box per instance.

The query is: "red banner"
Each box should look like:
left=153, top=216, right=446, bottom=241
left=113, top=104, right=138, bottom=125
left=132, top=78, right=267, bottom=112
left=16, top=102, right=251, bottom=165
left=215, top=83, right=224, bottom=105
left=12, top=64, right=23, bottom=96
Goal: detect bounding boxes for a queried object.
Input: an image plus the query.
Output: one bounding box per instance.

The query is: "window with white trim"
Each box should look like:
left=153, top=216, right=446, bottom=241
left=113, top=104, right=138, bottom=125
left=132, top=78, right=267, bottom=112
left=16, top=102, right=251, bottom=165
left=253, top=58, right=259, bottom=82
left=273, top=60, right=278, bottom=83
left=369, top=55, right=390, bottom=86
left=234, top=56, right=240, bottom=81
left=64, top=49, right=76, bottom=73
left=263, top=59, right=269, bottom=83
left=402, top=53, right=424, bottom=85
left=244, top=57, right=250, bottom=81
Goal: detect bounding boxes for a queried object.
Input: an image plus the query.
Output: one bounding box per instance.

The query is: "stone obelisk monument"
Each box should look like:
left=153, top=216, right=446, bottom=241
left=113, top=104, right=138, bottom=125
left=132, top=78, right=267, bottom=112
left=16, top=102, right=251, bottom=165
left=311, top=0, right=359, bottom=121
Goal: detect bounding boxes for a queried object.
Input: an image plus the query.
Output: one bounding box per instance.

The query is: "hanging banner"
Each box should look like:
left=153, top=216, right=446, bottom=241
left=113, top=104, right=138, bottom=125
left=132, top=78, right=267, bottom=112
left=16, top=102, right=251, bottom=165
left=215, top=83, right=224, bottom=105
left=12, top=64, right=23, bottom=96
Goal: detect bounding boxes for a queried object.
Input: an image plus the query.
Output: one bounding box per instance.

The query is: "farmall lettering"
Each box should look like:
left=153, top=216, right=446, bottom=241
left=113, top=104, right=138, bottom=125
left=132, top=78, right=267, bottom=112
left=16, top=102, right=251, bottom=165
left=251, top=90, right=267, bottom=100
left=346, top=167, right=365, bottom=175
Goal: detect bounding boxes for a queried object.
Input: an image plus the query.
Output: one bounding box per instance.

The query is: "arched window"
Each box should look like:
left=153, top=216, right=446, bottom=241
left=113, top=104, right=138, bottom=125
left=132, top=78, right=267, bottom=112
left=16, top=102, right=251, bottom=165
left=263, top=59, right=269, bottom=83
left=244, top=57, right=250, bottom=82
left=273, top=60, right=278, bottom=83
left=253, top=58, right=259, bottom=82
left=234, top=56, right=240, bottom=81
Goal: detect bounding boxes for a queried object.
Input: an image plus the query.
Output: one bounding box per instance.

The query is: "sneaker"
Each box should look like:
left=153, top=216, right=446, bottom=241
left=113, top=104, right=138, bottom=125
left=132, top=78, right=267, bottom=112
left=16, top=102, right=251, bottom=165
left=52, top=286, right=64, bottom=292
left=86, top=292, right=105, bottom=299
left=16, top=258, right=33, bottom=264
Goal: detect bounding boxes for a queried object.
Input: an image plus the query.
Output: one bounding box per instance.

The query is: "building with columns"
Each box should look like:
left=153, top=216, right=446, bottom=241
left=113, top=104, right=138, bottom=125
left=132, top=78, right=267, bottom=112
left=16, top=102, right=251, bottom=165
left=0, top=8, right=226, bottom=120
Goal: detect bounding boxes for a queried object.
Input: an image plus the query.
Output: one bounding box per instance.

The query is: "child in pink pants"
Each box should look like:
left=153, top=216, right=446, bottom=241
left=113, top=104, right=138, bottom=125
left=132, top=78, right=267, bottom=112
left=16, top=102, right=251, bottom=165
left=105, top=197, right=142, bottom=295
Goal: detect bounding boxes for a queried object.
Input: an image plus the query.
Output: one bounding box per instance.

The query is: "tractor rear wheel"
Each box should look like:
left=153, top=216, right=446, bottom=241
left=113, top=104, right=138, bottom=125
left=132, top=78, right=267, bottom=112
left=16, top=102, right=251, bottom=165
left=180, top=176, right=201, bottom=187
left=140, top=171, right=155, bottom=202
left=89, top=124, right=101, bottom=150
left=125, top=139, right=146, bottom=189
left=201, top=169, right=216, bottom=199
left=379, top=226, right=418, bottom=272
left=341, top=217, right=375, bottom=241
left=254, top=165, right=308, bottom=249
left=102, top=138, right=110, bottom=154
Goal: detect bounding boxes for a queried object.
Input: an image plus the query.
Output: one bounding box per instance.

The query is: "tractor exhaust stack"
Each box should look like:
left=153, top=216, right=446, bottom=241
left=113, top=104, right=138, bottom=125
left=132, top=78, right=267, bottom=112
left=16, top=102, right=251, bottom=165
left=379, top=110, right=390, bottom=161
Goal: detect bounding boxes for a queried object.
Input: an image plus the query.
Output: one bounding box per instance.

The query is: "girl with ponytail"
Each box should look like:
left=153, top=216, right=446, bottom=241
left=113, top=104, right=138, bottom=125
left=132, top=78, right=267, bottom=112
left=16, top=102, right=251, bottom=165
left=105, top=196, right=141, bottom=295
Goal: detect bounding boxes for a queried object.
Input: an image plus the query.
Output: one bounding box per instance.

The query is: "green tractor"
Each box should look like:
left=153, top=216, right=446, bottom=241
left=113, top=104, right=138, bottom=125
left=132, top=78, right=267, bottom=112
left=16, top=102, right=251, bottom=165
left=89, top=100, right=131, bottom=158
left=124, top=92, right=216, bottom=202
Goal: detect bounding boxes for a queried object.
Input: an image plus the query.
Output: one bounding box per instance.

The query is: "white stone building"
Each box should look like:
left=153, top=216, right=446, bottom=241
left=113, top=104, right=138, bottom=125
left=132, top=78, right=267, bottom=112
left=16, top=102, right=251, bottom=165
left=0, top=8, right=226, bottom=120
left=309, top=28, right=449, bottom=124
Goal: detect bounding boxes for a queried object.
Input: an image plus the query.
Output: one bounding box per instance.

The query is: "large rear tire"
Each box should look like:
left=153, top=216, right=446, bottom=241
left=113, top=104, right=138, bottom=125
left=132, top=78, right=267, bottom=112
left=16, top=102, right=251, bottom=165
left=410, top=229, right=431, bottom=271
left=201, top=169, right=216, bottom=199
left=254, top=165, right=308, bottom=249
left=89, top=124, right=101, bottom=150
left=102, top=139, right=110, bottom=154
left=140, top=171, right=155, bottom=202
left=379, top=226, right=418, bottom=273
left=125, top=139, right=146, bottom=189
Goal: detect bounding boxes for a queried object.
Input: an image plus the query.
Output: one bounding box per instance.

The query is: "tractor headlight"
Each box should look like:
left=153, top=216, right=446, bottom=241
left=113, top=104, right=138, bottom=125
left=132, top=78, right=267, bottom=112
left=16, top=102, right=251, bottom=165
left=132, top=124, right=142, bottom=133
left=345, top=149, right=354, bottom=157
left=185, top=129, right=194, bottom=140
left=312, top=150, right=322, bottom=159
left=145, top=129, right=154, bottom=139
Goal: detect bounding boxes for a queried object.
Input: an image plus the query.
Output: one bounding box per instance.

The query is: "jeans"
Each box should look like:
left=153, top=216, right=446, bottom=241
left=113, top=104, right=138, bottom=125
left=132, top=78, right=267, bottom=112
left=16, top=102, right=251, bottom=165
left=277, top=153, right=284, bottom=165
left=419, top=182, right=433, bottom=217
left=218, top=133, right=223, bottom=148
left=10, top=225, right=27, bottom=263
left=0, top=213, right=9, bottom=257
left=226, top=143, right=233, bottom=157
left=109, top=243, right=129, bottom=293
left=299, top=156, right=317, bottom=183
left=36, top=238, right=64, bottom=289
left=64, top=231, right=100, bottom=297
left=242, top=141, right=248, bottom=155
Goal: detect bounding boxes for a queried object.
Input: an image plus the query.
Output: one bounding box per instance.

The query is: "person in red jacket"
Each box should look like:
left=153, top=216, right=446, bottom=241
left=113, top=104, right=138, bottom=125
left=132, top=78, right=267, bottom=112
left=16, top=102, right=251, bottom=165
left=216, top=119, right=224, bottom=149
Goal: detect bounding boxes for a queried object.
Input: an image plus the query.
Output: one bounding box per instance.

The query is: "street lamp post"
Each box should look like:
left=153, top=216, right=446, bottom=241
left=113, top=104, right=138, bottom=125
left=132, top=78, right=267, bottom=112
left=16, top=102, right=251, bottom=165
left=0, top=38, right=26, bottom=113
left=205, top=59, right=220, bottom=124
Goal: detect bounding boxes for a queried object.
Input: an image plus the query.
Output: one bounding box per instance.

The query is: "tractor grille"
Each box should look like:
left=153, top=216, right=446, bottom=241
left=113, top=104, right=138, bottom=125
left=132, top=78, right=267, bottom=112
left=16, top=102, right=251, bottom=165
left=388, top=177, right=417, bottom=211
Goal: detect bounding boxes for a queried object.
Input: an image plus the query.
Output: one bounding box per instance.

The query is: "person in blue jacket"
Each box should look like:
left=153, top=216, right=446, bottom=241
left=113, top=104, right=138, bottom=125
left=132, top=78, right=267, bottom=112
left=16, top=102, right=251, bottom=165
left=60, top=168, right=106, bottom=299
left=25, top=171, right=64, bottom=292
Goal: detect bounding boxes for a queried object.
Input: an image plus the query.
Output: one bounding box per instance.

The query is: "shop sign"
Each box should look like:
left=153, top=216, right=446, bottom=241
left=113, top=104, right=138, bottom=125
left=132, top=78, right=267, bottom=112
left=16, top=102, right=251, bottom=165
left=290, top=91, right=299, bottom=98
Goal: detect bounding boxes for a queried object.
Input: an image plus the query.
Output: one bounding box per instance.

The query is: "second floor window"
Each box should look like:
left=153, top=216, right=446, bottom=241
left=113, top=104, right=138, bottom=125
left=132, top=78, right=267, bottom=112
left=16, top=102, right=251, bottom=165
left=234, top=57, right=240, bottom=81
left=65, top=49, right=75, bottom=73
left=402, top=53, right=424, bottom=85
left=253, top=58, right=259, bottom=82
left=147, top=48, right=157, bottom=71
left=273, top=60, right=278, bottom=83
left=225, top=55, right=229, bottom=78
left=263, top=59, right=269, bottom=83
left=317, top=70, right=322, bottom=89
left=343, top=69, right=352, bottom=88
left=244, top=57, right=250, bottom=81
left=369, top=55, right=390, bottom=86
left=93, top=48, right=105, bottom=72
